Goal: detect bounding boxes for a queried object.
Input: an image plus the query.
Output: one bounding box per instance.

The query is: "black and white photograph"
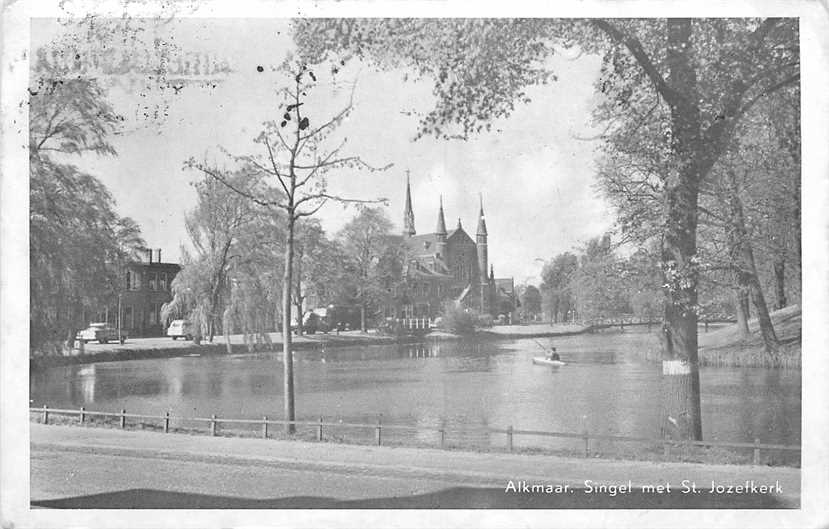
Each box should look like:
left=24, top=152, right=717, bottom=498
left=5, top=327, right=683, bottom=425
left=1, top=2, right=828, bottom=528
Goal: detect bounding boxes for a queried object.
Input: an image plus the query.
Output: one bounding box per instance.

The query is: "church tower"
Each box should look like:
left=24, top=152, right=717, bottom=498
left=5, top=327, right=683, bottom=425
left=477, top=194, right=490, bottom=314
left=435, top=195, right=447, bottom=259
left=403, top=171, right=416, bottom=237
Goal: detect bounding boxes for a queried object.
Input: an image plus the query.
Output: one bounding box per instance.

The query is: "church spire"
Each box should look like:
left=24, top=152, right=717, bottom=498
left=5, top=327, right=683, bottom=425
left=477, top=193, right=488, bottom=236
left=435, top=195, right=447, bottom=235
left=403, top=170, right=416, bottom=236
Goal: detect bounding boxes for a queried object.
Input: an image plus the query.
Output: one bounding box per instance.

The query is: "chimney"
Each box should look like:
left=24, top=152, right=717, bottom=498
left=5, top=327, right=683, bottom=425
left=146, top=248, right=153, bottom=264
left=156, top=249, right=162, bottom=263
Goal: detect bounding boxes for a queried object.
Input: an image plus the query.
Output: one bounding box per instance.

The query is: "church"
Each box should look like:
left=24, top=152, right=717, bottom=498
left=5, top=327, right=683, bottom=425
left=385, top=175, right=517, bottom=322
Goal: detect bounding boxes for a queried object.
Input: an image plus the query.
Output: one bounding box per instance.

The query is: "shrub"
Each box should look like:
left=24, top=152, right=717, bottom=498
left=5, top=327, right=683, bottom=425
left=441, top=305, right=478, bottom=334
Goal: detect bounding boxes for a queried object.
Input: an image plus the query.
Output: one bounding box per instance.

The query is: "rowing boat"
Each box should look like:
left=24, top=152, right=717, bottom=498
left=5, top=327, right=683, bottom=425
left=532, top=357, right=566, bottom=367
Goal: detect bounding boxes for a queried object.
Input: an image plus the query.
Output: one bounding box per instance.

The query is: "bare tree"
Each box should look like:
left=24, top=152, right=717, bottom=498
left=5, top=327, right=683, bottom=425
left=186, top=57, right=389, bottom=434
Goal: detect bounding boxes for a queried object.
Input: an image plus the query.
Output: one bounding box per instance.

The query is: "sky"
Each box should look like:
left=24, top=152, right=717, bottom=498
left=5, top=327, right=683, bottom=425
left=33, top=18, right=612, bottom=285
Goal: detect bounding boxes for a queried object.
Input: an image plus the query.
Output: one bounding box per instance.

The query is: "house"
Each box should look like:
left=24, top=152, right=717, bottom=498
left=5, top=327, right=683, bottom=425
left=93, top=249, right=181, bottom=337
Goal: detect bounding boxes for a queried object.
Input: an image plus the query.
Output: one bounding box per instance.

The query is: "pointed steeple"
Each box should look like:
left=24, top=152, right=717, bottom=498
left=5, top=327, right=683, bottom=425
left=403, top=170, right=416, bottom=236
left=435, top=195, right=447, bottom=235
left=476, top=193, right=488, bottom=236
left=490, top=264, right=495, bottom=281
left=457, top=217, right=463, bottom=230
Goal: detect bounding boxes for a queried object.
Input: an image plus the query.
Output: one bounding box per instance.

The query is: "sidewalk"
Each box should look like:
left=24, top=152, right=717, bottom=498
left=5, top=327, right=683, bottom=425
left=31, top=424, right=799, bottom=508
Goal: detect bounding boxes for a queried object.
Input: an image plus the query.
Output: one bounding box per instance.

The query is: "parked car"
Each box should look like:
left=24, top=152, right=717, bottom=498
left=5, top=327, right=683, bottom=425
left=77, top=323, right=125, bottom=344
left=167, top=319, right=194, bottom=340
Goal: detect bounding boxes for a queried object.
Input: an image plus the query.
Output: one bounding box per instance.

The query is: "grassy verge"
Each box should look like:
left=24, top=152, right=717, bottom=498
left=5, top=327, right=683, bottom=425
left=637, top=305, right=801, bottom=369
left=30, top=412, right=799, bottom=469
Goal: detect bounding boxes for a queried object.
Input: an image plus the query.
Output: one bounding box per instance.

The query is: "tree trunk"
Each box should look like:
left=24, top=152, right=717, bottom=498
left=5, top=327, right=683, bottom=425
left=223, top=307, right=233, bottom=355
left=735, top=286, right=750, bottom=339
left=360, top=303, right=366, bottom=333
left=282, top=214, right=296, bottom=435
left=294, top=252, right=304, bottom=336
left=773, top=259, right=787, bottom=310
left=727, top=170, right=779, bottom=355
left=655, top=19, right=707, bottom=442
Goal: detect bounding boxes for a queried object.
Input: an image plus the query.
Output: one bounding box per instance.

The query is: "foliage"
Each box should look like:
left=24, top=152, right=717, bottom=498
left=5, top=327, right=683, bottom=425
left=519, top=285, right=543, bottom=317
left=570, top=234, right=631, bottom=320
left=540, top=252, right=578, bottom=322
left=29, top=54, right=145, bottom=354
left=185, top=55, right=390, bottom=432
left=440, top=305, right=478, bottom=335
left=162, top=173, right=258, bottom=341
left=335, top=207, right=397, bottom=330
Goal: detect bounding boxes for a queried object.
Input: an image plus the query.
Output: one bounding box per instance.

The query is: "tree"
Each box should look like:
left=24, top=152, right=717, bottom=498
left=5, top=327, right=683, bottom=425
left=291, top=220, right=339, bottom=335
left=163, top=172, right=257, bottom=345
left=337, top=207, right=395, bottom=332
left=186, top=56, right=389, bottom=434
left=294, top=18, right=799, bottom=441
left=29, top=57, right=145, bottom=354
left=576, top=19, right=798, bottom=440
left=571, top=234, right=631, bottom=321
left=225, top=208, right=287, bottom=350
left=540, top=252, right=578, bottom=323
left=519, top=285, right=543, bottom=320
left=623, top=247, right=663, bottom=327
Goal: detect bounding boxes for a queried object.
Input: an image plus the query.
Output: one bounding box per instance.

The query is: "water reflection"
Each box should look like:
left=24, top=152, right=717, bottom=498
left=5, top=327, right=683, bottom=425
left=30, top=331, right=800, bottom=457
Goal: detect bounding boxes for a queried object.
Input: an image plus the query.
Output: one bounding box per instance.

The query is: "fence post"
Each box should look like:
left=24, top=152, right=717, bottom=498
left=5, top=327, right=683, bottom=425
left=439, top=420, right=446, bottom=449
left=42, top=405, right=48, bottom=425
left=262, top=416, right=268, bottom=439
left=163, top=411, right=170, bottom=433
left=317, top=417, right=323, bottom=442
left=375, top=415, right=382, bottom=446
left=79, top=406, right=85, bottom=424
left=210, top=414, right=217, bottom=436
left=582, top=428, right=590, bottom=457
left=507, top=425, right=514, bottom=452
left=753, top=438, right=760, bottom=465
left=120, top=409, right=126, bottom=429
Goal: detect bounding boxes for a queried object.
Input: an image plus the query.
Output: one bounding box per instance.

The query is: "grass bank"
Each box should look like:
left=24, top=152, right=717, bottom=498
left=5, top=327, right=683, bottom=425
left=637, top=305, right=801, bottom=369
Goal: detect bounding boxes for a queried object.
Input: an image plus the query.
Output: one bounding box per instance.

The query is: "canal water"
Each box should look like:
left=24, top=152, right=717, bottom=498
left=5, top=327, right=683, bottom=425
left=30, top=330, right=801, bottom=459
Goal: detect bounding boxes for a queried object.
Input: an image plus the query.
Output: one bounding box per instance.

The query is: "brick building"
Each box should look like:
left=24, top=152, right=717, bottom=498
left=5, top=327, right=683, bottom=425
left=93, top=249, right=181, bottom=337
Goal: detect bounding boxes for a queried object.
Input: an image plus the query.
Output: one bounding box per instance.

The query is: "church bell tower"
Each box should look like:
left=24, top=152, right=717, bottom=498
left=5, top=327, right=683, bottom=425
left=403, top=171, right=416, bottom=237
left=477, top=194, right=490, bottom=314
left=435, top=195, right=447, bottom=258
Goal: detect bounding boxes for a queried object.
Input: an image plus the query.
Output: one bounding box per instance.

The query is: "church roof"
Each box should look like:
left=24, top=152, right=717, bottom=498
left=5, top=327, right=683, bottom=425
left=436, top=196, right=447, bottom=235
left=477, top=196, right=488, bottom=236
left=403, top=233, right=439, bottom=254
left=403, top=172, right=416, bottom=236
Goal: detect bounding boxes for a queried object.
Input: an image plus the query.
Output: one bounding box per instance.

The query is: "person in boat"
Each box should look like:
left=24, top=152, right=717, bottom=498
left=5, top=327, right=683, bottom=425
left=547, top=347, right=560, bottom=361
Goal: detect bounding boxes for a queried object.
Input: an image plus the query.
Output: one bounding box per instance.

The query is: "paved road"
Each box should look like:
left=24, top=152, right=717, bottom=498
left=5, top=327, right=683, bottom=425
left=31, top=424, right=799, bottom=509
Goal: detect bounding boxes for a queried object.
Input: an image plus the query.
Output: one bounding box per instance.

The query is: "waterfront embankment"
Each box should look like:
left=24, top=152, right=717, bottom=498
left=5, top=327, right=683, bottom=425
left=635, top=305, right=802, bottom=369
left=29, top=323, right=588, bottom=370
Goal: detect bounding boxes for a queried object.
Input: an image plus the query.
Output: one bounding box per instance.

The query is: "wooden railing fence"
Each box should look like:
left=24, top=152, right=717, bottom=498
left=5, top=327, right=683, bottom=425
left=32, top=405, right=799, bottom=466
